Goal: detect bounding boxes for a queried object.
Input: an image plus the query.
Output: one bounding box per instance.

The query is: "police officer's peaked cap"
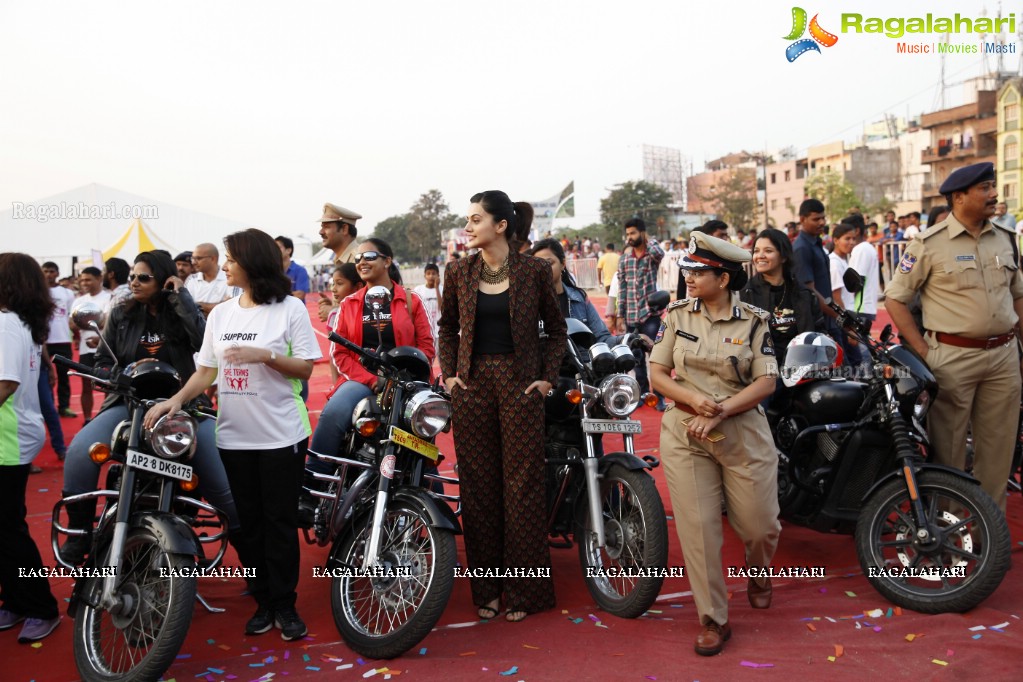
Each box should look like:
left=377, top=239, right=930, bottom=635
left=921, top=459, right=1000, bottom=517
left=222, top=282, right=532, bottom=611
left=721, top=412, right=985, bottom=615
left=319, top=203, right=362, bottom=224
left=680, top=232, right=751, bottom=271
left=173, top=251, right=193, bottom=263
left=939, top=162, right=996, bottom=195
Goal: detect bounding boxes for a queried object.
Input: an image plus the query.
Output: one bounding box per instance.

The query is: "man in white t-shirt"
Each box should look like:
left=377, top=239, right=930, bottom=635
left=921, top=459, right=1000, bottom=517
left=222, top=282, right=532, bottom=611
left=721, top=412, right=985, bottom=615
left=185, top=243, right=238, bottom=318
left=71, top=267, right=111, bottom=424
left=412, top=263, right=442, bottom=342
left=848, top=224, right=880, bottom=327
left=41, top=261, right=77, bottom=417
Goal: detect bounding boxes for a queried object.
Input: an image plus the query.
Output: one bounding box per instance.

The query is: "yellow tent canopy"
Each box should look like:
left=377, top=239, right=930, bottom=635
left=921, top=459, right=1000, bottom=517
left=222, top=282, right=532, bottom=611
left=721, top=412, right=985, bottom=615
left=102, top=218, right=178, bottom=261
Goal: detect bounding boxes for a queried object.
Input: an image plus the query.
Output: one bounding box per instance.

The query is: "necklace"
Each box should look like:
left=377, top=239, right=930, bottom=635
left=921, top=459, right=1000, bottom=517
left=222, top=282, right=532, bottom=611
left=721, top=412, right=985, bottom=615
left=480, top=256, right=509, bottom=284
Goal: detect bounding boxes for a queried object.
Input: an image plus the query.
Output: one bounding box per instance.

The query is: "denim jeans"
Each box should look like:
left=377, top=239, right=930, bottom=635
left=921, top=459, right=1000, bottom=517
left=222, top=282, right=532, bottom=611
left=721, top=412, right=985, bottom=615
left=307, top=381, right=374, bottom=476
left=37, top=365, right=65, bottom=456
left=63, top=404, right=239, bottom=529
left=626, top=315, right=664, bottom=404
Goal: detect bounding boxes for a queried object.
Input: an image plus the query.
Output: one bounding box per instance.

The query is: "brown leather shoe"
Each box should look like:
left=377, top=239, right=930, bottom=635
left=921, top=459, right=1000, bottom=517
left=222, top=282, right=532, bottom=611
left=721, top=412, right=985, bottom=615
left=747, top=577, right=772, bottom=609
left=694, top=621, right=731, bottom=656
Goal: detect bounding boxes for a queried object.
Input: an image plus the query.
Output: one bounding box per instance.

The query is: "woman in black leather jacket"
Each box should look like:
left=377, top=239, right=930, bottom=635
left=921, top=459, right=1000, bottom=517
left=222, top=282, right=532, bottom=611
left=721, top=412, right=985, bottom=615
left=740, top=228, right=821, bottom=364
left=59, top=251, right=238, bottom=563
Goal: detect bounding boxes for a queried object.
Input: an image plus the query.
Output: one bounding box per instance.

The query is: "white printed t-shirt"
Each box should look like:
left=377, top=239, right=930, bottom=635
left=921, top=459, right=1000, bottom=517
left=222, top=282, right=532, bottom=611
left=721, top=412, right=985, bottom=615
left=73, top=289, right=112, bottom=355
left=198, top=296, right=322, bottom=449
left=412, top=284, right=441, bottom=340
left=828, top=252, right=856, bottom=310
left=0, top=311, right=45, bottom=465
left=185, top=270, right=238, bottom=307
left=47, top=285, right=76, bottom=344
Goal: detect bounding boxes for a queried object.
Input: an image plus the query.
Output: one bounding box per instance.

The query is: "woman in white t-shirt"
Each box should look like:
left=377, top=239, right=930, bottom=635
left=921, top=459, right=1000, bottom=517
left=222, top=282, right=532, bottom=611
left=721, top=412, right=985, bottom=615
left=145, top=229, right=322, bottom=642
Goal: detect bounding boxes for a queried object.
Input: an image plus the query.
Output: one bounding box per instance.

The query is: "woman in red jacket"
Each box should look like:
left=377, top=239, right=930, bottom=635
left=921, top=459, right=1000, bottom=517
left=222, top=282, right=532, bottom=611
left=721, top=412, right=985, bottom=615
left=305, top=238, right=434, bottom=486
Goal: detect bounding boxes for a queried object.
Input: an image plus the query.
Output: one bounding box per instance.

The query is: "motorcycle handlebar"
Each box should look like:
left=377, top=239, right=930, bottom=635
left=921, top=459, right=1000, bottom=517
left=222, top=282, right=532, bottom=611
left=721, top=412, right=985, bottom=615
left=327, top=329, right=390, bottom=372
left=52, top=355, right=113, bottom=383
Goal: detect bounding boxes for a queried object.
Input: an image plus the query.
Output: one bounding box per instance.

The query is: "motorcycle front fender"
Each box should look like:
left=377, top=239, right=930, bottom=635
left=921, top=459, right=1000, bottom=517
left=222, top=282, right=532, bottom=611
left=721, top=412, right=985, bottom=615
left=131, top=511, right=203, bottom=557
left=390, top=487, right=462, bottom=535
left=862, top=463, right=980, bottom=503
left=598, top=451, right=657, bottom=473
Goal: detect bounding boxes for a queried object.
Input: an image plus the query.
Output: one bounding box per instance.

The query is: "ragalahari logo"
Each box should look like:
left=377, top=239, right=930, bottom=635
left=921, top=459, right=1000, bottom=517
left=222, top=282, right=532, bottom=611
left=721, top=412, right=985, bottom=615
left=784, top=7, right=838, bottom=62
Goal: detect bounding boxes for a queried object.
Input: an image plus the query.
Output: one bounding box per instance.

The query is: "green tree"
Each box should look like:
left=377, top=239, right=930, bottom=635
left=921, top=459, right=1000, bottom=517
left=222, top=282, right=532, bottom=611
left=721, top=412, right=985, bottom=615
left=406, top=189, right=461, bottom=264
left=804, top=170, right=863, bottom=223
left=372, top=213, right=414, bottom=262
left=698, top=168, right=758, bottom=230
left=600, top=181, right=674, bottom=238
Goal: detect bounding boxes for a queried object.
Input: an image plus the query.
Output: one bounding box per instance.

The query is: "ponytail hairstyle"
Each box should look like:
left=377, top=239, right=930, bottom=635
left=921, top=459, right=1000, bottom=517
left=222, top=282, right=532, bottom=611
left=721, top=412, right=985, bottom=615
left=362, top=237, right=403, bottom=285
left=470, top=190, right=534, bottom=252
left=528, top=237, right=581, bottom=293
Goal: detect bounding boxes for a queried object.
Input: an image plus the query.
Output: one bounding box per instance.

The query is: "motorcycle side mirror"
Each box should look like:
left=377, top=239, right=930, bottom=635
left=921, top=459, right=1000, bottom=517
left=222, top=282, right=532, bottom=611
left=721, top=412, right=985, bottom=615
left=843, top=268, right=865, bottom=294
left=71, top=300, right=118, bottom=373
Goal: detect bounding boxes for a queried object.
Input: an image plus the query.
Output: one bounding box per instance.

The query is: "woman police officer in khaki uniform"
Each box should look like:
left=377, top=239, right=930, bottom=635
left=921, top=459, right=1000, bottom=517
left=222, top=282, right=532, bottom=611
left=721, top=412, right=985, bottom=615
left=649, top=232, right=781, bottom=656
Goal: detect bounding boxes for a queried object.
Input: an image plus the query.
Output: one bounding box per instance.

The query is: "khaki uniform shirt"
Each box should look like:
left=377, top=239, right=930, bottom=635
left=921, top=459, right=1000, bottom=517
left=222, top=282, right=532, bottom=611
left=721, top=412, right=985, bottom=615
left=334, top=240, right=359, bottom=266
left=650, top=295, right=778, bottom=402
left=885, top=213, right=1023, bottom=338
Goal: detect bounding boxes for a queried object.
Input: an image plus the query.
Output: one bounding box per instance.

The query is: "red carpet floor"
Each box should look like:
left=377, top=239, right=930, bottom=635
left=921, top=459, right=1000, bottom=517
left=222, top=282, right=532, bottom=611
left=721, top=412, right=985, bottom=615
left=9, top=299, right=1023, bottom=681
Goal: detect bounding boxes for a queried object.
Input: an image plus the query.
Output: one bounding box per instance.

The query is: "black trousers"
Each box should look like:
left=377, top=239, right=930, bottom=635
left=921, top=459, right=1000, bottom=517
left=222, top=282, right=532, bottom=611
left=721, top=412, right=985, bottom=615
left=0, top=464, right=59, bottom=619
left=220, top=440, right=307, bottom=612
left=46, top=342, right=73, bottom=411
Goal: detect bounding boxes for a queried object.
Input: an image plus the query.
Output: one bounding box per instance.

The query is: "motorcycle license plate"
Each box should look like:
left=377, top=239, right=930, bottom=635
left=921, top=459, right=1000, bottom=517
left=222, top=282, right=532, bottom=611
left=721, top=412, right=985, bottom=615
left=389, top=427, right=439, bottom=462
left=126, top=449, right=194, bottom=482
left=581, top=419, right=642, bottom=434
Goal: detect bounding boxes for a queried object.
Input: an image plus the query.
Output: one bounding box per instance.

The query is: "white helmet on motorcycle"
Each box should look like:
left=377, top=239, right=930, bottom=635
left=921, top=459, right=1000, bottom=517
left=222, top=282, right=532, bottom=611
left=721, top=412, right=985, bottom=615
left=782, top=332, right=843, bottom=388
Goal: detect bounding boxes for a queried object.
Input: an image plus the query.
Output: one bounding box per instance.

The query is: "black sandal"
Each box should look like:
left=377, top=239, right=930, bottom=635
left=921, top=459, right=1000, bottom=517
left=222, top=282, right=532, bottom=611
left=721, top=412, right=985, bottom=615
left=477, top=600, right=500, bottom=620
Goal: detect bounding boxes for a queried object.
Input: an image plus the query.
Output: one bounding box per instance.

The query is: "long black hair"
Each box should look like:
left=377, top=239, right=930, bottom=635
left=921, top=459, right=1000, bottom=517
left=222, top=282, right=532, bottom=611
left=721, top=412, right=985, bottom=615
left=224, top=228, right=292, bottom=305
left=470, top=190, right=534, bottom=252
left=752, top=228, right=798, bottom=286
left=122, top=251, right=193, bottom=346
left=528, top=238, right=581, bottom=294
left=0, top=253, right=55, bottom=345
left=362, top=237, right=403, bottom=285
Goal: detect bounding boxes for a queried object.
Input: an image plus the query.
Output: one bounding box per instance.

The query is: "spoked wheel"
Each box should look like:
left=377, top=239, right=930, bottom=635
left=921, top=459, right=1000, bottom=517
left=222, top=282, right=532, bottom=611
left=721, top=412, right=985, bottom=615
left=73, top=529, right=196, bottom=682
left=855, top=470, right=1011, bottom=613
left=331, top=500, right=456, bottom=659
left=578, top=464, right=668, bottom=618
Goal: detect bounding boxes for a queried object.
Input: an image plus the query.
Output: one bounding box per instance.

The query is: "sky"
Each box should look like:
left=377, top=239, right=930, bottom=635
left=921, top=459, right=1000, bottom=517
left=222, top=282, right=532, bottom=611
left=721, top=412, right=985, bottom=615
left=1, top=0, right=1017, bottom=245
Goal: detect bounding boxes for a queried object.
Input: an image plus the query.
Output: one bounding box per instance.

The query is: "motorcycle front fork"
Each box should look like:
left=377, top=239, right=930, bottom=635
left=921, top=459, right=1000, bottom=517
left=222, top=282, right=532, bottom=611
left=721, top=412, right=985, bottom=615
left=580, top=409, right=633, bottom=550
left=883, top=386, right=933, bottom=542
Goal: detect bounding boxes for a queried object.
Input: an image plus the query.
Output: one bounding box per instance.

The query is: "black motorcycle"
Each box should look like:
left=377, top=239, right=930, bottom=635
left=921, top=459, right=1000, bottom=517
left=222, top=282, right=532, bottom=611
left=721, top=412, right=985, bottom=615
left=51, top=305, right=227, bottom=682
left=544, top=317, right=669, bottom=618
left=770, top=283, right=1011, bottom=613
left=305, top=286, right=460, bottom=660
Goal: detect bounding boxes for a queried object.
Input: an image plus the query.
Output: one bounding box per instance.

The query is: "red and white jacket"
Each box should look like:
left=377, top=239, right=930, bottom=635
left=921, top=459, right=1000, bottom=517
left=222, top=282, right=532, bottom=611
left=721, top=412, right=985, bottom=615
left=329, top=285, right=435, bottom=394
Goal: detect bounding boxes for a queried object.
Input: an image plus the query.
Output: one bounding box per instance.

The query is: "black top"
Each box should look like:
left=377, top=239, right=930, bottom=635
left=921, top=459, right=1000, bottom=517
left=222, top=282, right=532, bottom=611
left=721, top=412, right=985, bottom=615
left=473, top=290, right=514, bottom=355
left=134, top=312, right=174, bottom=364
left=740, top=275, right=821, bottom=363
left=362, top=298, right=396, bottom=351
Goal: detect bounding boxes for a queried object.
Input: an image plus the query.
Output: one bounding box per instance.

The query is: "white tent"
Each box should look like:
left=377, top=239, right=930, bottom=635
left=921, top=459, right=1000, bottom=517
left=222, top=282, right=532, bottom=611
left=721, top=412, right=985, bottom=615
left=0, top=183, right=249, bottom=272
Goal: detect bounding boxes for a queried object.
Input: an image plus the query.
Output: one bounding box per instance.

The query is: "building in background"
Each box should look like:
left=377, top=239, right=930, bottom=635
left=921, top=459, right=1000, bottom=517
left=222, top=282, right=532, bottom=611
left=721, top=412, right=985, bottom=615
left=997, top=80, right=1023, bottom=215
left=765, top=156, right=808, bottom=226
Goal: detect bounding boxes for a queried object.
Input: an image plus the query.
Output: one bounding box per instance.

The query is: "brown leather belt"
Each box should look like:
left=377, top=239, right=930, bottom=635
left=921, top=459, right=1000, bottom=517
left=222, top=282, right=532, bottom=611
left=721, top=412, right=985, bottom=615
left=933, top=331, right=1016, bottom=349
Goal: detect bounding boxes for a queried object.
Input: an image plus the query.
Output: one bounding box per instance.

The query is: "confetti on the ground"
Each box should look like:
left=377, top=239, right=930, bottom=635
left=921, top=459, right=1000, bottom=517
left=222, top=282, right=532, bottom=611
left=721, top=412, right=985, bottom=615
left=845, top=591, right=856, bottom=598
left=867, top=609, right=883, bottom=618
left=419, top=648, right=427, bottom=655
left=946, top=649, right=954, bottom=657
left=30, top=643, right=42, bottom=649
left=806, top=623, right=816, bottom=632
left=336, top=664, right=353, bottom=671
left=646, top=609, right=662, bottom=614
left=872, top=626, right=882, bottom=633
left=207, top=639, right=216, bottom=645
left=972, top=634, right=982, bottom=640
left=459, top=651, right=476, bottom=657
left=932, top=660, right=948, bottom=666
left=208, top=669, right=224, bottom=675
left=894, top=607, right=902, bottom=616
left=827, top=656, right=836, bottom=662
left=357, top=659, right=366, bottom=665
left=306, top=667, right=320, bottom=672
left=905, top=634, right=923, bottom=642
left=523, top=644, right=539, bottom=649
left=176, top=654, right=193, bottom=659
left=969, top=625, right=986, bottom=632
left=219, top=644, right=231, bottom=651
left=561, top=609, right=569, bottom=614
left=990, top=621, right=1010, bottom=630
left=886, top=608, right=893, bottom=618
left=740, top=661, right=774, bottom=668
left=571, top=618, right=584, bottom=624
left=302, top=654, right=310, bottom=662
left=825, top=617, right=837, bottom=623
left=588, top=614, right=600, bottom=622
left=499, top=667, right=519, bottom=676
left=284, top=651, right=290, bottom=660
left=834, top=645, right=844, bottom=658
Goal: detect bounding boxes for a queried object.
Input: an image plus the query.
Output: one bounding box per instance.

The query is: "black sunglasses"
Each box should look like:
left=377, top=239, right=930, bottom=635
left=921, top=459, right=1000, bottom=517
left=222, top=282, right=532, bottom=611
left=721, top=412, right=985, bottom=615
left=353, top=251, right=382, bottom=264
left=128, top=273, right=156, bottom=283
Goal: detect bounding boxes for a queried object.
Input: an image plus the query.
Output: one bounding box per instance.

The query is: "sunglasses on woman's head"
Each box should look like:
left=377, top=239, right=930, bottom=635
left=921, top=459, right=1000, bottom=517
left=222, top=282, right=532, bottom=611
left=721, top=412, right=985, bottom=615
left=353, top=251, right=381, bottom=264
left=128, top=273, right=156, bottom=283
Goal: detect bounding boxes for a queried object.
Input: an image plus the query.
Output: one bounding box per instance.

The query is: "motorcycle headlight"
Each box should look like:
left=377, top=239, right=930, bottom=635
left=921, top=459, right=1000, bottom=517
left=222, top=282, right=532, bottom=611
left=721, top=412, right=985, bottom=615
left=913, top=391, right=931, bottom=420
left=404, top=391, right=452, bottom=439
left=146, top=411, right=198, bottom=460
left=599, top=374, right=641, bottom=417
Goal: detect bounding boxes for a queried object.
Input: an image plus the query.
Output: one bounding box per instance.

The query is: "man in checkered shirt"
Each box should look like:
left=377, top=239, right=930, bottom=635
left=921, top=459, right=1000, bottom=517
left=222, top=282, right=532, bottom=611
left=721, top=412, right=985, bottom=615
left=616, top=218, right=666, bottom=410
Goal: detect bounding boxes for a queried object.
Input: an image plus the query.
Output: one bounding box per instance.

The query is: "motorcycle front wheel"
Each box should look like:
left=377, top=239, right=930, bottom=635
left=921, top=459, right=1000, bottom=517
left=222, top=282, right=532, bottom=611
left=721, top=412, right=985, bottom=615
left=577, top=464, right=668, bottom=618
left=855, top=470, right=1011, bottom=613
left=73, top=529, right=196, bottom=682
left=331, top=499, right=456, bottom=659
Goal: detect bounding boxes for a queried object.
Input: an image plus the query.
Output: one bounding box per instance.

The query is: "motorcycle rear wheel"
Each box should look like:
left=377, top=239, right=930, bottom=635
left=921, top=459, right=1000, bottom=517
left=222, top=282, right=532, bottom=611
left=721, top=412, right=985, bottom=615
left=855, top=470, right=1011, bottom=613
left=331, top=500, right=456, bottom=659
left=73, top=529, right=196, bottom=682
left=577, top=464, right=668, bottom=618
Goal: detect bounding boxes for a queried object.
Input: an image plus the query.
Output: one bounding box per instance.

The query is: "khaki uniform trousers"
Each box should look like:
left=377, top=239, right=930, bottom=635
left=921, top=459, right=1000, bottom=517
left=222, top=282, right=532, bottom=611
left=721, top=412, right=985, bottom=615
left=925, top=334, right=1021, bottom=511
left=660, top=406, right=781, bottom=627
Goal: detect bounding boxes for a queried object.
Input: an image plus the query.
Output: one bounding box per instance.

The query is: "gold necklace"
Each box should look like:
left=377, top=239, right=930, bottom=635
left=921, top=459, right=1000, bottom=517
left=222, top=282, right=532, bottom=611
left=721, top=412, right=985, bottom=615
left=480, top=256, right=509, bottom=284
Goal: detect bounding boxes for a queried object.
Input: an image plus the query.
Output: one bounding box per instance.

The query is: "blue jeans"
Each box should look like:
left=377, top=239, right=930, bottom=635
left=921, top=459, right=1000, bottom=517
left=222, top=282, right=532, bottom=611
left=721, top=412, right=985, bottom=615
left=307, top=381, right=374, bottom=475
left=627, top=315, right=664, bottom=404
left=37, top=364, right=65, bottom=456
left=62, top=404, right=239, bottom=529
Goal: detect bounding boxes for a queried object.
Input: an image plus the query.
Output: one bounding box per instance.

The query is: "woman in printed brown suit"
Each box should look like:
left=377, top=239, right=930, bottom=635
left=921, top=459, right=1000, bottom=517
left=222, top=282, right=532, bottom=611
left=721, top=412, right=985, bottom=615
left=438, top=190, right=567, bottom=623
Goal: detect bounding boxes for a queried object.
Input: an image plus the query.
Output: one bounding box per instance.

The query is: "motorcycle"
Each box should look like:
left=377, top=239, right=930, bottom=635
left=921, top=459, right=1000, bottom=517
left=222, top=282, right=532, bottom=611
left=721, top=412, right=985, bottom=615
left=305, top=286, right=460, bottom=660
left=769, top=272, right=1011, bottom=613
left=543, top=312, right=669, bottom=618
left=51, top=303, right=228, bottom=682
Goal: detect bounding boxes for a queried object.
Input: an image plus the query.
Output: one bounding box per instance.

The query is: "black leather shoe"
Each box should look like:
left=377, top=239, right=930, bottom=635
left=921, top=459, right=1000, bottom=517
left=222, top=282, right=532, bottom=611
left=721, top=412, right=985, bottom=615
left=695, top=621, right=731, bottom=656
left=245, top=607, right=274, bottom=635
left=748, top=577, right=772, bottom=609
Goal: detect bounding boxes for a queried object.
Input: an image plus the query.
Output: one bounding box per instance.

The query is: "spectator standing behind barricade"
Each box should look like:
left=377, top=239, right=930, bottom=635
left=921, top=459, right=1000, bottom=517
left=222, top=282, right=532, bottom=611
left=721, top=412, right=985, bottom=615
left=616, top=218, right=667, bottom=411
left=413, top=263, right=442, bottom=342
left=828, top=222, right=863, bottom=368
left=275, top=236, right=310, bottom=301
left=185, top=243, right=238, bottom=318
left=885, top=162, right=1022, bottom=512
left=145, top=229, right=321, bottom=641
left=676, top=221, right=729, bottom=296
left=40, top=261, right=77, bottom=418
left=792, top=200, right=841, bottom=343
left=71, top=267, right=111, bottom=425
left=596, top=243, right=620, bottom=294
left=439, top=191, right=567, bottom=624
left=0, top=253, right=62, bottom=643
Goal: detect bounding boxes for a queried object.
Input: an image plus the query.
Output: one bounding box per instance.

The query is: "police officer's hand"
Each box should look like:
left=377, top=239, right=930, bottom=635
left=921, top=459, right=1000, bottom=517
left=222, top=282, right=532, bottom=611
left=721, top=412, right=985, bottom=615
left=690, top=395, right=723, bottom=418
left=687, top=414, right=724, bottom=441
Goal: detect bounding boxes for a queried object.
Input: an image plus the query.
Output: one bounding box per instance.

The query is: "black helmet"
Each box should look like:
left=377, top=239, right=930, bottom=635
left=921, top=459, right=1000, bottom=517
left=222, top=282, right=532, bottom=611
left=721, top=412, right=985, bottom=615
left=123, top=359, right=182, bottom=399
left=386, top=346, right=432, bottom=382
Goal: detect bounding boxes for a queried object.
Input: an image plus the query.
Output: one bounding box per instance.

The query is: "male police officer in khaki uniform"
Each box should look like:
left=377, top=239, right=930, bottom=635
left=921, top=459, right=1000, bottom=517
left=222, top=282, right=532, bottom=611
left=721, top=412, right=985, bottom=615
left=650, top=232, right=780, bottom=656
left=317, top=203, right=363, bottom=322
left=886, top=162, right=1023, bottom=512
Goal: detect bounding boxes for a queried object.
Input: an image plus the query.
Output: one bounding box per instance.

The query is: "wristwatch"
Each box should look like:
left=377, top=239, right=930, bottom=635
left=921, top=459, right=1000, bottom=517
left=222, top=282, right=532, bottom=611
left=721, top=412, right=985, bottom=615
left=268, top=350, right=277, bottom=364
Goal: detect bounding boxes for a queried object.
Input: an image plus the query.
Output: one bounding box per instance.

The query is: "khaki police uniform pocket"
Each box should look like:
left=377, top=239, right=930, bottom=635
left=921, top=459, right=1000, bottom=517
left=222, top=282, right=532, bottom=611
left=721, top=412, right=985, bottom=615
left=939, top=258, right=981, bottom=289
left=673, top=335, right=700, bottom=375
left=993, top=256, right=1019, bottom=294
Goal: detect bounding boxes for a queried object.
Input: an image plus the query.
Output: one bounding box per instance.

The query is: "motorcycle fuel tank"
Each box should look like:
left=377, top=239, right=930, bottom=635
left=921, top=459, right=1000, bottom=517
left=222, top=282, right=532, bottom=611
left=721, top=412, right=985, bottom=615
left=788, top=378, right=868, bottom=425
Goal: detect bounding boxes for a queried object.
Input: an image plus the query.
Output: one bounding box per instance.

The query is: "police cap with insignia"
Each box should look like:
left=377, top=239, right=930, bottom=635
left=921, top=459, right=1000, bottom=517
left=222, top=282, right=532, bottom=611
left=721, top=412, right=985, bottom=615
left=939, top=162, right=995, bottom=196
left=319, top=202, right=362, bottom=226
left=680, top=232, right=751, bottom=289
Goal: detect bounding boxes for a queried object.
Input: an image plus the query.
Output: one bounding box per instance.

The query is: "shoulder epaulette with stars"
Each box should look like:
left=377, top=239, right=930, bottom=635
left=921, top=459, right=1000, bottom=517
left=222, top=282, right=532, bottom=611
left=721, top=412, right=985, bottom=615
left=666, top=298, right=691, bottom=311
left=740, top=301, right=770, bottom=319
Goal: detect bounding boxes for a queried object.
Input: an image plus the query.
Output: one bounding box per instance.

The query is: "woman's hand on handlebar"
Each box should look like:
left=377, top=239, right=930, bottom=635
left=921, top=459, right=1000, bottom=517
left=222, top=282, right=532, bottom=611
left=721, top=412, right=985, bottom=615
left=444, top=376, right=467, bottom=392
left=144, top=398, right=183, bottom=430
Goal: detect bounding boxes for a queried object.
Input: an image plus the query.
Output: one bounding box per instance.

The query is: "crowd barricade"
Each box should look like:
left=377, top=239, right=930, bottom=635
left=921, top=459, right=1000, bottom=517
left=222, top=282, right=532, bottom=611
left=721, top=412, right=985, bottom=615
left=881, top=241, right=910, bottom=288
left=567, top=258, right=600, bottom=290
